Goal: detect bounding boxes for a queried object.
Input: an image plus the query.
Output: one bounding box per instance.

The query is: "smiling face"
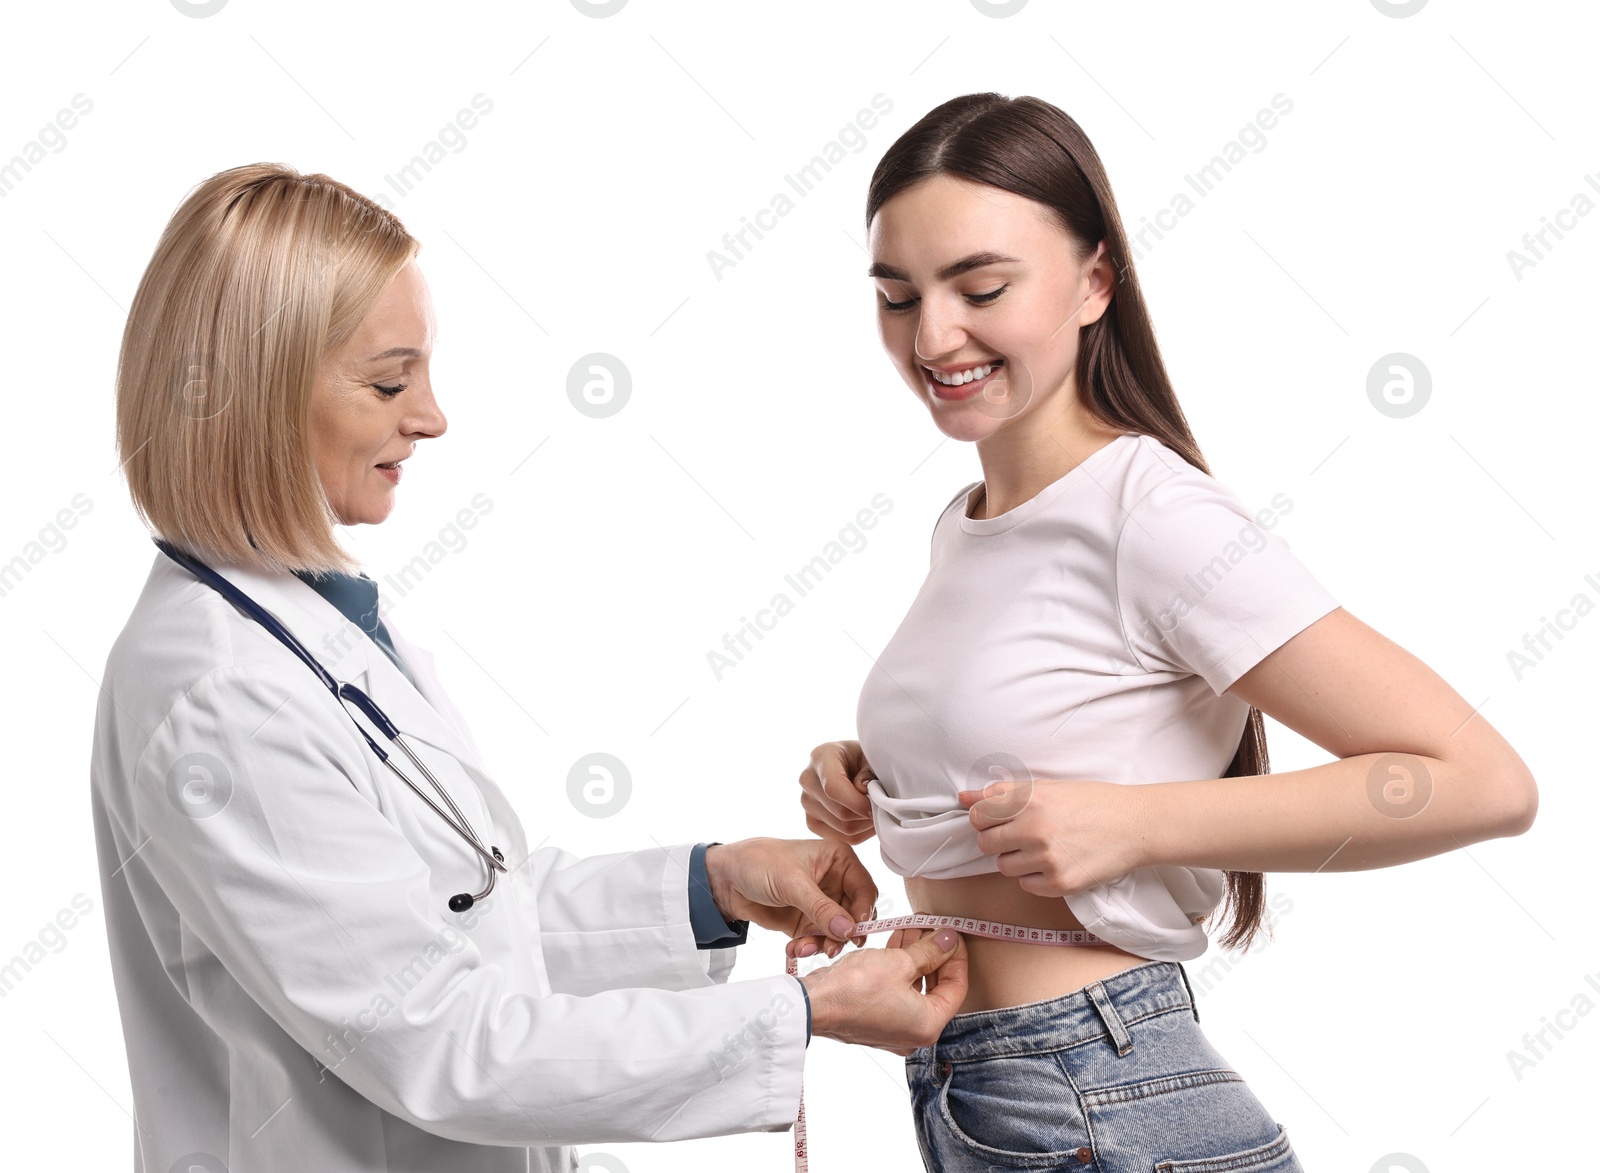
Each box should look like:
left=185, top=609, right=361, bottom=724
left=309, top=259, right=446, bottom=526
left=868, top=174, right=1114, bottom=443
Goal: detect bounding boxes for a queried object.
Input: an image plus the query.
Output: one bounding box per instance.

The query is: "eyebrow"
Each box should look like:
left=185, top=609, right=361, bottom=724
left=365, top=347, right=425, bottom=362
left=867, top=251, right=1022, bottom=283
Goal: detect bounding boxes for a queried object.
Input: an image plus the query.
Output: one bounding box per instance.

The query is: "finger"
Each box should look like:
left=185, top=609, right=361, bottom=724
left=787, top=933, right=826, bottom=959
left=917, top=936, right=970, bottom=1021
left=832, top=848, right=878, bottom=928
left=973, top=822, right=1021, bottom=860
left=964, top=793, right=1008, bottom=832
left=795, top=875, right=859, bottom=946
left=898, top=928, right=962, bottom=978
left=802, top=786, right=874, bottom=836
left=823, top=768, right=874, bottom=822
left=804, top=811, right=876, bottom=851
left=808, top=744, right=859, bottom=821
left=805, top=812, right=876, bottom=847
left=886, top=926, right=927, bottom=952
left=846, top=886, right=877, bottom=948
left=806, top=777, right=870, bottom=832
left=819, top=744, right=875, bottom=821
left=966, top=778, right=1035, bottom=828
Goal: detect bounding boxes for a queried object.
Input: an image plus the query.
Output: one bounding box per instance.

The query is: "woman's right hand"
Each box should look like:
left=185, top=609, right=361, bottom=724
left=799, top=929, right=969, bottom=1055
left=799, top=740, right=877, bottom=845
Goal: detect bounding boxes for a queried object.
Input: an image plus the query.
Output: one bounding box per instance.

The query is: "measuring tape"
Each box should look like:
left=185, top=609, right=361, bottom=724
left=782, top=913, right=1107, bottom=1172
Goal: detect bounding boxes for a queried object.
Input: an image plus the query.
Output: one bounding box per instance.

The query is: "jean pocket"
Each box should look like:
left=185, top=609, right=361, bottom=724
left=936, top=1050, right=1096, bottom=1168
left=1153, top=1123, right=1300, bottom=1172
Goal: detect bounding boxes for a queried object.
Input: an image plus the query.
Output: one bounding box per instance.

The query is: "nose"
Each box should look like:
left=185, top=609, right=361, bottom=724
left=405, top=382, right=448, bottom=440
left=913, top=298, right=968, bottom=366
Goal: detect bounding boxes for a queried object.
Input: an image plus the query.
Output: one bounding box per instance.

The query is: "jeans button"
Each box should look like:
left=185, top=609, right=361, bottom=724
left=938, top=1060, right=952, bottom=1079
left=1076, top=1146, right=1092, bottom=1163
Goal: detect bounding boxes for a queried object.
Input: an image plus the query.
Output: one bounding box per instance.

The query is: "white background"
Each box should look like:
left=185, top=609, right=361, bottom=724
left=1, top=0, right=1594, bottom=1170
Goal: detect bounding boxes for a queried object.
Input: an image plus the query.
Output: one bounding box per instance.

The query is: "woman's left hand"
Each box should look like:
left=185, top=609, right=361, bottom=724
left=957, top=777, right=1150, bottom=898
left=705, top=837, right=875, bottom=950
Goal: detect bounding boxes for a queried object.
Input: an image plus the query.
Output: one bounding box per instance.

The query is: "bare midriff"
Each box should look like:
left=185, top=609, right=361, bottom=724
left=906, top=872, right=1150, bottom=1015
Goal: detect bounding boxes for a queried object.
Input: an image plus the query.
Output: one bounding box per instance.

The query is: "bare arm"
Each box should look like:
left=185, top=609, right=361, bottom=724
left=1136, top=607, right=1538, bottom=873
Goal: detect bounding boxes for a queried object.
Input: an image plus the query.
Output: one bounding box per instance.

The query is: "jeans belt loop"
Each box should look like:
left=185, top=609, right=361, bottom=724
left=1084, top=979, right=1134, bottom=1057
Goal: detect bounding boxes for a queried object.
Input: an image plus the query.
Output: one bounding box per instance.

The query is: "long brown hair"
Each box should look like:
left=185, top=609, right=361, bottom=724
left=866, top=93, right=1271, bottom=952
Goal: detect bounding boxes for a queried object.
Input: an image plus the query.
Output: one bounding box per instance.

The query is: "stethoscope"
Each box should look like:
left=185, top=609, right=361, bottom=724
left=154, top=538, right=507, bottom=913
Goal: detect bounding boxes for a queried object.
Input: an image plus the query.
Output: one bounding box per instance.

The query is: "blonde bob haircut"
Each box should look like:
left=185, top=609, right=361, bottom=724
left=116, top=162, right=420, bottom=576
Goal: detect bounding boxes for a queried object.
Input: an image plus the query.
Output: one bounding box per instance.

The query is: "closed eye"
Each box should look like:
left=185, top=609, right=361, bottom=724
left=374, top=383, right=407, bottom=397
left=879, top=285, right=1008, bottom=313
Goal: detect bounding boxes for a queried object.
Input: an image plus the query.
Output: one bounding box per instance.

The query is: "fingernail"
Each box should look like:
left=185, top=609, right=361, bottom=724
left=798, top=942, right=818, bottom=957
left=933, top=929, right=958, bottom=950
left=830, top=914, right=854, bottom=937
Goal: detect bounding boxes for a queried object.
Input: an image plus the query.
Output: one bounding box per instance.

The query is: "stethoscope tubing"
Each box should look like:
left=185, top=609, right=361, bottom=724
left=152, top=538, right=506, bottom=909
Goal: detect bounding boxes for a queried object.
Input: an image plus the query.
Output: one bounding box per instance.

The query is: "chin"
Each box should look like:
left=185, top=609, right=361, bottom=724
left=927, top=406, right=1005, bottom=444
left=351, top=499, right=396, bottom=526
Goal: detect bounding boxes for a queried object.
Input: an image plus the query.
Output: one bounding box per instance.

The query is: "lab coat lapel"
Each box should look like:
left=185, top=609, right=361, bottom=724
left=355, top=619, right=492, bottom=779
left=368, top=618, right=531, bottom=868
left=207, top=560, right=489, bottom=779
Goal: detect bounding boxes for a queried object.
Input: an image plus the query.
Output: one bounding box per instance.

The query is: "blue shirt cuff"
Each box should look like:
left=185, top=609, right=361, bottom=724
left=688, top=842, right=749, bottom=950
left=796, top=975, right=812, bottom=1045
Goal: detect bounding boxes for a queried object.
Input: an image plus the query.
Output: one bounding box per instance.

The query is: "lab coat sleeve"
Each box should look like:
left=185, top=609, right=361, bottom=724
left=528, top=840, right=744, bottom=996
left=121, top=664, right=806, bottom=1146
left=393, top=630, right=742, bottom=991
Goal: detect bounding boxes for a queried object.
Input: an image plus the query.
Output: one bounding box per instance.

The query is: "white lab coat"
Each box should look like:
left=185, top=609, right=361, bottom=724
left=89, top=550, right=807, bottom=1172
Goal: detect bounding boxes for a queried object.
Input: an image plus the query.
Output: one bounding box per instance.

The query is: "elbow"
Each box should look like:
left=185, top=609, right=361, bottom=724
left=1488, top=769, right=1539, bottom=838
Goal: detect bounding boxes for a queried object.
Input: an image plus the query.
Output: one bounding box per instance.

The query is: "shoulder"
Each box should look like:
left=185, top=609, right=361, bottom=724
left=925, top=480, right=979, bottom=548
left=1113, top=435, right=1257, bottom=551
left=100, top=554, right=320, bottom=747
left=941, top=481, right=979, bottom=519
left=1112, top=434, right=1317, bottom=617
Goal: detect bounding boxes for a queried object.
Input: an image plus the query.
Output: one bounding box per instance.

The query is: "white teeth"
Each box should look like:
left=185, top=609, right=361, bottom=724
left=927, top=362, right=998, bottom=386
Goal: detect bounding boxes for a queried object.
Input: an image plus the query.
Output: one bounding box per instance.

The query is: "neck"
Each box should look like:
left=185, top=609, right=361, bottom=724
left=970, top=388, right=1127, bottom=520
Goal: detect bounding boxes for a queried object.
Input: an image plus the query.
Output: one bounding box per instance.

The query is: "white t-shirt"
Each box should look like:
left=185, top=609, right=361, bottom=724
left=856, top=431, right=1339, bottom=962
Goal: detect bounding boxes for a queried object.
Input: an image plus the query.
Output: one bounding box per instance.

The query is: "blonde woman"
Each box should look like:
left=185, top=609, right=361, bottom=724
left=92, top=164, right=972, bottom=1173
left=793, top=94, right=1537, bottom=1172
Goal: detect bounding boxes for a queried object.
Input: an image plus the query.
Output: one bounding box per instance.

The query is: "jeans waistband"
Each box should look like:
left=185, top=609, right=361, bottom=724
left=925, top=960, right=1197, bottom=1062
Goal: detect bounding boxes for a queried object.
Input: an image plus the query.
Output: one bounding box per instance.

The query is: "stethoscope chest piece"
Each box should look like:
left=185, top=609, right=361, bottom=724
left=450, top=847, right=504, bottom=912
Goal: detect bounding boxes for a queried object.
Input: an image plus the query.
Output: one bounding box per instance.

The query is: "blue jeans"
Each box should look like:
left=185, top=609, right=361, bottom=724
left=905, top=960, right=1304, bottom=1172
